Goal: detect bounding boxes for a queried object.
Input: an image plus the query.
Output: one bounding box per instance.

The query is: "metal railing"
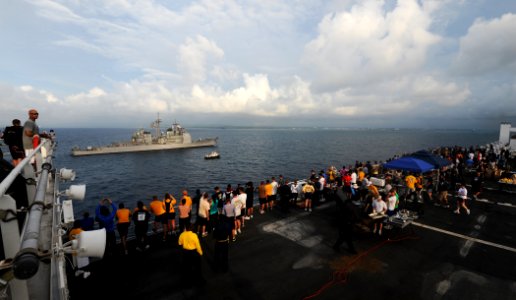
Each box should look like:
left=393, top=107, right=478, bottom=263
left=0, top=139, right=68, bottom=300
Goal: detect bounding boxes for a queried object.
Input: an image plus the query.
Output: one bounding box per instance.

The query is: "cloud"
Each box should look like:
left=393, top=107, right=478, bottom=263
left=303, top=0, right=441, bottom=91
left=1, top=0, right=515, bottom=129
left=177, top=35, right=225, bottom=85
left=453, top=13, right=516, bottom=75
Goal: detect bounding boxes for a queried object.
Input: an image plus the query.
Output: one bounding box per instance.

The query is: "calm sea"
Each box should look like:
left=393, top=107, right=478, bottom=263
left=9, top=127, right=499, bottom=216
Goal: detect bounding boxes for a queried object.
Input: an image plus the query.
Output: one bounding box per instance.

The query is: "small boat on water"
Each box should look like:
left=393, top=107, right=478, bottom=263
left=204, top=151, right=220, bottom=159
left=71, top=114, right=217, bottom=156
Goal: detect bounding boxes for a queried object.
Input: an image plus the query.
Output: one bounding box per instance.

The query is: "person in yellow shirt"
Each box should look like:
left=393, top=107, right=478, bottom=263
left=302, top=181, right=315, bottom=212
left=405, top=174, right=417, bottom=193
left=367, top=181, right=379, bottom=198
left=116, top=202, right=131, bottom=255
left=163, top=193, right=177, bottom=239
left=181, top=190, right=192, bottom=207
left=149, top=195, right=166, bottom=241
left=178, top=223, right=204, bottom=286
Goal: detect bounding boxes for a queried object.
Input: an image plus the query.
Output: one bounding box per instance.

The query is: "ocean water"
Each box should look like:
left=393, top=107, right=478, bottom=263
left=32, top=127, right=498, bottom=216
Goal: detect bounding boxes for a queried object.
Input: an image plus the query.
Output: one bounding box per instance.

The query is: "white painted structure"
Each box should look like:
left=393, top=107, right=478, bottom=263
left=499, top=122, right=516, bottom=150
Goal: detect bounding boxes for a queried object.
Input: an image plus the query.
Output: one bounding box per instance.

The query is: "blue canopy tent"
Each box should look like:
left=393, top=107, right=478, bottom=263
left=408, top=150, right=451, bottom=169
left=383, top=157, right=434, bottom=173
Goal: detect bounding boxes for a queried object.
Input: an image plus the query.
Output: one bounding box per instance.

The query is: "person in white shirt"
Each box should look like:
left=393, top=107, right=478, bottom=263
left=290, top=180, right=300, bottom=207
left=236, top=187, right=247, bottom=232
left=197, top=193, right=211, bottom=237
left=350, top=170, right=357, bottom=185
left=271, top=177, right=279, bottom=202
left=371, top=195, right=387, bottom=235
left=387, top=190, right=398, bottom=216
left=318, top=176, right=326, bottom=202
left=455, top=183, right=470, bottom=215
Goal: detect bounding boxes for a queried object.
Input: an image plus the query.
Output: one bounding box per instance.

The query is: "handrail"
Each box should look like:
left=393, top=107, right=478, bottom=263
left=12, top=155, right=53, bottom=279
left=0, top=141, right=49, bottom=198
left=0, top=138, right=55, bottom=299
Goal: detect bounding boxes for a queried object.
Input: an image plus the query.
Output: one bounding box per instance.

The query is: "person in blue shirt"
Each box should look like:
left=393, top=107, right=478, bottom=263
left=95, top=198, right=117, bottom=256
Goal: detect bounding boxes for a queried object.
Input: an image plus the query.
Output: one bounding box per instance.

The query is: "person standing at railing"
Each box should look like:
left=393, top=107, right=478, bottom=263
left=3, top=119, right=25, bottom=166
left=22, top=109, right=50, bottom=168
left=163, top=193, right=177, bottom=238
left=95, top=198, right=117, bottom=256
left=116, top=202, right=131, bottom=255
left=133, top=201, right=151, bottom=251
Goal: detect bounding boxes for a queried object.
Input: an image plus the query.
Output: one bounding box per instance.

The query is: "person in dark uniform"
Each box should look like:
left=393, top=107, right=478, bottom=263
left=332, top=188, right=358, bottom=254
left=3, top=119, right=25, bottom=166
left=213, top=219, right=231, bottom=272
left=278, top=179, right=292, bottom=214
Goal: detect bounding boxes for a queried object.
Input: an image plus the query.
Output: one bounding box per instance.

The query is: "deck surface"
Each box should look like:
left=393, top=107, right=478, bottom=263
left=68, top=181, right=516, bottom=300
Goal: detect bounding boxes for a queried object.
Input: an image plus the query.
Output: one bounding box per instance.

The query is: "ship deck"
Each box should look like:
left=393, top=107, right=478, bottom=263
left=68, top=178, right=516, bottom=300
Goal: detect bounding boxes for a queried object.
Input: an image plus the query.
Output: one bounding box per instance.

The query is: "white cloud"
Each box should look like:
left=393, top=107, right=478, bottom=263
left=0, top=0, right=515, bottom=129
left=177, top=35, right=225, bottom=85
left=454, top=13, right=516, bottom=75
left=303, top=0, right=441, bottom=91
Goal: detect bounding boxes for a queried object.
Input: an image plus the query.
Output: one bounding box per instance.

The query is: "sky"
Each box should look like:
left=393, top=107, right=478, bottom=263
left=1, top=0, right=515, bottom=130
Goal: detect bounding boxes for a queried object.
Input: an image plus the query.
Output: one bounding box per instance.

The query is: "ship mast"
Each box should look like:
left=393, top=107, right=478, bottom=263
left=150, top=113, right=162, bottom=138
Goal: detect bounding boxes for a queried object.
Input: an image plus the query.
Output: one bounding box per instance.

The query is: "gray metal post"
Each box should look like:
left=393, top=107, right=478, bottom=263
left=0, top=195, right=29, bottom=300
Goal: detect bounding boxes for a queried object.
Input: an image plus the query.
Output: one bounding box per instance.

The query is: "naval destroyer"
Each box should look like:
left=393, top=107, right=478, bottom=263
left=71, top=115, right=217, bottom=157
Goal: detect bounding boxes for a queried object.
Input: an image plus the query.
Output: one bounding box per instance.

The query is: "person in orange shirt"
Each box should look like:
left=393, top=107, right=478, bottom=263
left=265, top=179, right=273, bottom=211
left=367, top=181, right=380, bottom=198
left=69, top=220, right=90, bottom=278
left=358, top=168, right=365, bottom=182
left=116, top=202, right=131, bottom=255
left=181, top=190, right=192, bottom=209
left=163, top=193, right=177, bottom=238
left=149, top=195, right=166, bottom=241
left=258, top=181, right=267, bottom=214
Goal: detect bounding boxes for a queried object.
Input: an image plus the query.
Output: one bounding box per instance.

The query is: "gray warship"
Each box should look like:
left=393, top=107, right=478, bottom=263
left=71, top=115, right=217, bottom=157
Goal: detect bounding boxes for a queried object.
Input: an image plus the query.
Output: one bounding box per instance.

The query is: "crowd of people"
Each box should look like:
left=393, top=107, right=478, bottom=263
left=3, top=108, right=516, bottom=283
left=65, top=140, right=515, bottom=275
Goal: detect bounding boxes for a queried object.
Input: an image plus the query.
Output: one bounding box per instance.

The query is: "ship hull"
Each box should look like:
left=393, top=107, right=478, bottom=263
left=71, top=138, right=217, bottom=157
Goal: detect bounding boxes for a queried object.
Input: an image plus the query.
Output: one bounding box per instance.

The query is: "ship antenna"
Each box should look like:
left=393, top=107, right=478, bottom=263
left=151, top=113, right=162, bottom=137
